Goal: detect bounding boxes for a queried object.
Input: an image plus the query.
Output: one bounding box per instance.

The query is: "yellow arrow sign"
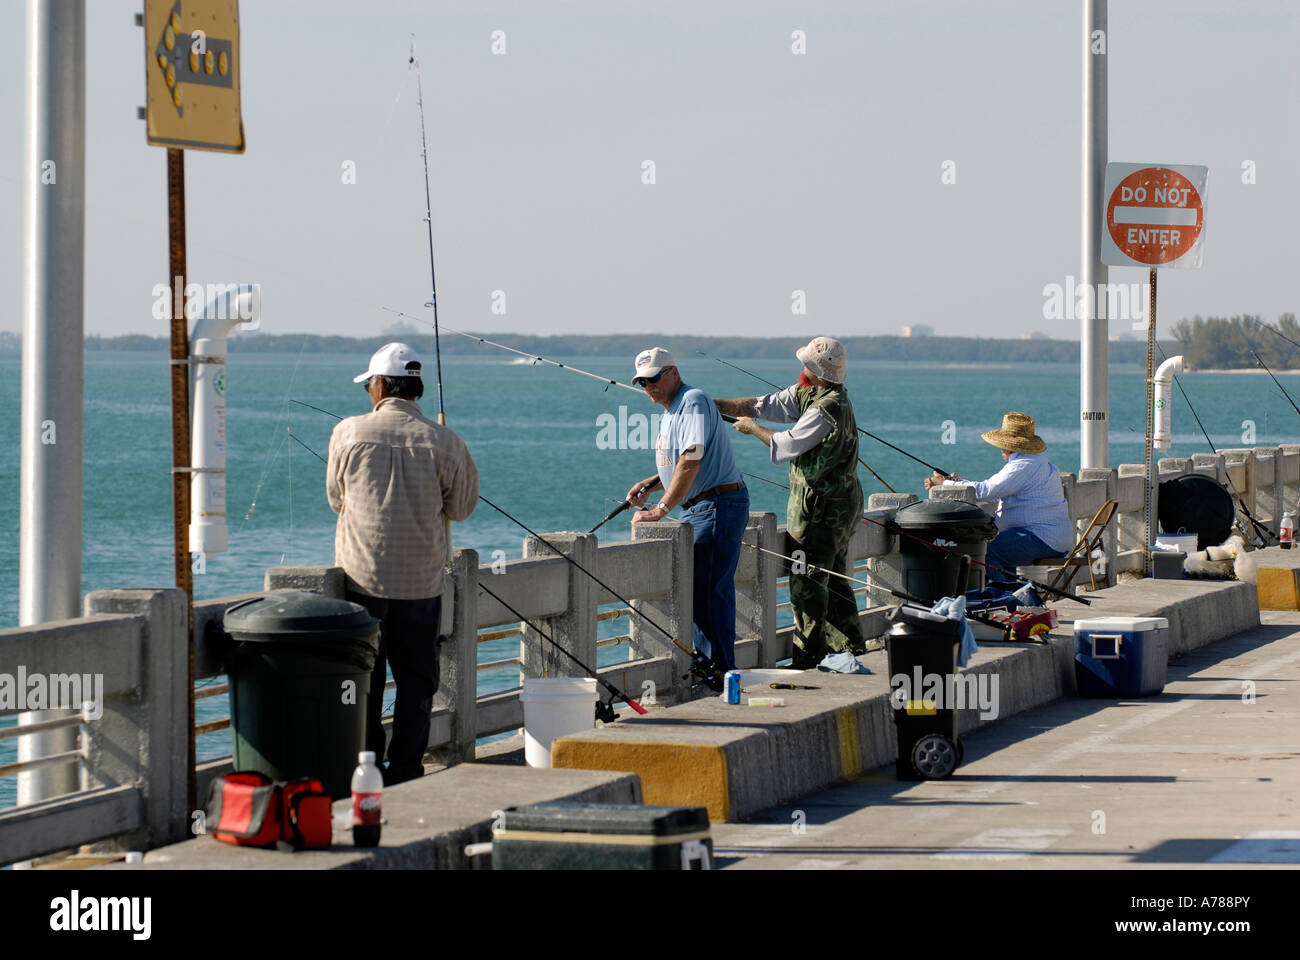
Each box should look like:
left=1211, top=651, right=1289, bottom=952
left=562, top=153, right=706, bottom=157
left=145, top=0, right=244, bottom=153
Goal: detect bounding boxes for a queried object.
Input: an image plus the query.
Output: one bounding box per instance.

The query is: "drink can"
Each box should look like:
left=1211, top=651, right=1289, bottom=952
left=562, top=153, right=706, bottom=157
left=724, top=670, right=742, bottom=704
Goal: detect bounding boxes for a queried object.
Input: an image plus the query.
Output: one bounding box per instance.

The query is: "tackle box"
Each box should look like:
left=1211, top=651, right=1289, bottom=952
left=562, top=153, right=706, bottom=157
left=491, top=801, right=713, bottom=870
left=1073, top=616, right=1170, bottom=697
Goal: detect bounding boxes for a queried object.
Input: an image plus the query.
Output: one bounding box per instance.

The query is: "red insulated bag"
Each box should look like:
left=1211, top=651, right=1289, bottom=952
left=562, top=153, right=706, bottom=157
left=206, top=772, right=282, bottom=847
left=279, top=777, right=333, bottom=851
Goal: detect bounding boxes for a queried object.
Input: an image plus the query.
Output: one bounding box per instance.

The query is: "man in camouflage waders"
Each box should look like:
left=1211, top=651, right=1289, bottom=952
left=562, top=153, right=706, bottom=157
left=715, top=336, right=866, bottom=669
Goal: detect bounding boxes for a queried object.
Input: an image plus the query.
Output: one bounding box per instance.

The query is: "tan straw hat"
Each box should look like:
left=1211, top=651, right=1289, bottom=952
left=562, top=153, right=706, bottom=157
left=981, top=411, right=1046, bottom=454
left=796, top=336, right=847, bottom=384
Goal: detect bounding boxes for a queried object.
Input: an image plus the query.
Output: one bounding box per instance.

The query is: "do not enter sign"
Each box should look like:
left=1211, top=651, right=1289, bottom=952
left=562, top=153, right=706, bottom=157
left=1101, top=163, right=1208, bottom=269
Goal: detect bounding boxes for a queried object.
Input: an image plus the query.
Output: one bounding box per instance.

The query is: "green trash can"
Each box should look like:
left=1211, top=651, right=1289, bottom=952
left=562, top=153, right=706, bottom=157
left=223, top=591, right=379, bottom=799
left=894, top=499, right=998, bottom=602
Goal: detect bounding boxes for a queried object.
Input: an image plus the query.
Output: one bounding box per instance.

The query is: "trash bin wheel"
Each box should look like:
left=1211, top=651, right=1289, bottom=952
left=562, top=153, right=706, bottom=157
left=911, top=734, right=958, bottom=779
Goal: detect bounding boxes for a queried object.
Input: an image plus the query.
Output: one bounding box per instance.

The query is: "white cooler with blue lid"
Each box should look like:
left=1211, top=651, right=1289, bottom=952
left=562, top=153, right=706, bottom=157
left=1073, top=616, right=1170, bottom=697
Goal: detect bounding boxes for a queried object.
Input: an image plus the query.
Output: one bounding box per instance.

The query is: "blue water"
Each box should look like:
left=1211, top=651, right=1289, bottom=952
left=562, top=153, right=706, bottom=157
left=3, top=349, right=1298, bottom=808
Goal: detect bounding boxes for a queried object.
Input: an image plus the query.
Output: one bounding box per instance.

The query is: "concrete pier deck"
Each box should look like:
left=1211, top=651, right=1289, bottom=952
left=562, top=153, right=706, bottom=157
left=712, top=610, right=1300, bottom=868
left=552, top=579, right=1259, bottom=821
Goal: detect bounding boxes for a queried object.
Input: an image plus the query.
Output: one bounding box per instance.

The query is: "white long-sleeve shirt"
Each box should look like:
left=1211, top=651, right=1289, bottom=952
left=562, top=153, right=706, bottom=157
left=754, top=386, right=833, bottom=464
left=948, top=453, right=1074, bottom=553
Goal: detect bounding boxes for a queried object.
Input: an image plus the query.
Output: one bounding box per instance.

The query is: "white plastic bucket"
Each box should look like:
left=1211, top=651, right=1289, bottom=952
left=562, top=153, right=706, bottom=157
left=520, top=677, right=599, bottom=768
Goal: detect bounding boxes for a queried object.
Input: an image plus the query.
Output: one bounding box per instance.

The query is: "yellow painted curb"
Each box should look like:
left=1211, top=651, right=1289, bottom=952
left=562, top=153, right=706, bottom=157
left=551, top=739, right=731, bottom=823
left=1256, top=566, right=1300, bottom=610
left=836, top=708, right=863, bottom=779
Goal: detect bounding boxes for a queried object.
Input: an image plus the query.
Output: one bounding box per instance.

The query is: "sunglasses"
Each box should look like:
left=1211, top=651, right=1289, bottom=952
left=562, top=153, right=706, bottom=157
left=633, top=370, right=666, bottom=387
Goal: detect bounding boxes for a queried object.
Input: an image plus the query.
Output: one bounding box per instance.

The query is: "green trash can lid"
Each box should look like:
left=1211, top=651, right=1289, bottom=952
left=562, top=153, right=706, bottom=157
left=895, top=498, right=993, bottom=528
left=223, top=591, right=378, bottom=643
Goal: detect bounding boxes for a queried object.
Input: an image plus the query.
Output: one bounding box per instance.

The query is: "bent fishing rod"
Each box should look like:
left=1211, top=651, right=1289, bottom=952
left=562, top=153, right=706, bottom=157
left=589, top=477, right=663, bottom=534
left=741, top=470, right=1091, bottom=605
left=695, top=349, right=948, bottom=481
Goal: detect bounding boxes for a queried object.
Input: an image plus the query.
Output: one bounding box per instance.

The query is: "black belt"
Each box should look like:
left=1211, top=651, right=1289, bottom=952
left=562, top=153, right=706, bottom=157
left=682, top=482, right=745, bottom=511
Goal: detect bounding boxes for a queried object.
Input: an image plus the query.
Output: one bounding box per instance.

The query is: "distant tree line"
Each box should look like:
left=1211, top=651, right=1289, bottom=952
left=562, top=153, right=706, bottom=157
left=1171, top=314, right=1300, bottom=370
left=77, top=332, right=1176, bottom=365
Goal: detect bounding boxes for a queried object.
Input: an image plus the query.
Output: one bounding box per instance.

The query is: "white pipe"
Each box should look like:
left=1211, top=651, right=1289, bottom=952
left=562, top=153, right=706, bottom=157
left=190, top=284, right=260, bottom=556
left=1153, top=354, right=1184, bottom=451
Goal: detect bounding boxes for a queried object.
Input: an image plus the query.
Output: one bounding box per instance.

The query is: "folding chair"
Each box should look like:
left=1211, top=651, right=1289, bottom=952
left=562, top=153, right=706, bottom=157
left=1025, top=499, right=1119, bottom=593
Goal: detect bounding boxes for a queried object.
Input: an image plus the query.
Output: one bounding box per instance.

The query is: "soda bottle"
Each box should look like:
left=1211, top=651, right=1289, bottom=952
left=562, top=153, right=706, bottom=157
left=351, top=750, right=383, bottom=847
left=1281, top=513, right=1294, bottom=550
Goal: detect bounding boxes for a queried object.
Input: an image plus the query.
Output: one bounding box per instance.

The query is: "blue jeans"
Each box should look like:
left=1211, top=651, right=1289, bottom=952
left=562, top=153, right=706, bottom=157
left=681, top=487, right=750, bottom=672
left=985, top=527, right=1063, bottom=578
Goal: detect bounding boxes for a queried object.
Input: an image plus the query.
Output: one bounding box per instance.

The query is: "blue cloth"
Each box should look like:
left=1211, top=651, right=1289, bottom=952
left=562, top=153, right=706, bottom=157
left=951, top=452, right=1073, bottom=554
left=965, top=581, right=1043, bottom=613
left=985, top=527, right=1061, bottom=577
left=682, top=486, right=750, bottom=672
left=655, top=384, right=743, bottom=501
left=817, top=651, right=871, bottom=674
left=931, top=595, right=978, bottom=668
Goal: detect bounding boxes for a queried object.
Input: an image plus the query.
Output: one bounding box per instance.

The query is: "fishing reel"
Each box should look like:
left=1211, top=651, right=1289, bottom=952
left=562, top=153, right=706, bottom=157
left=684, top=652, right=726, bottom=693
left=594, top=699, right=620, bottom=724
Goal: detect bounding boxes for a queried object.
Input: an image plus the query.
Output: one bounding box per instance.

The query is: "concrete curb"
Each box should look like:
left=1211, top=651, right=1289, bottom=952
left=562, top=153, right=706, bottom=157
left=553, top=579, right=1259, bottom=822
left=99, top=764, right=641, bottom=871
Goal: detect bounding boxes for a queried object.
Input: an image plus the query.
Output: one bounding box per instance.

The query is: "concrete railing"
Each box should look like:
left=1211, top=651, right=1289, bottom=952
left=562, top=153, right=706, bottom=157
left=4, top=444, right=1295, bottom=865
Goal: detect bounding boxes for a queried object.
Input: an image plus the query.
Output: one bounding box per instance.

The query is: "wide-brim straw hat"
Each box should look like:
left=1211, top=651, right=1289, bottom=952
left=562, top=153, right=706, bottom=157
left=981, top=411, right=1046, bottom=453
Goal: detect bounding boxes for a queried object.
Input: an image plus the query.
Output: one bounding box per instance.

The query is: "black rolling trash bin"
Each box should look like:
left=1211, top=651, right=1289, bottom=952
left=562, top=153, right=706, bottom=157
left=492, top=802, right=713, bottom=870
left=223, top=591, right=379, bottom=800
left=893, top=499, right=998, bottom=601
left=886, top=604, right=965, bottom=781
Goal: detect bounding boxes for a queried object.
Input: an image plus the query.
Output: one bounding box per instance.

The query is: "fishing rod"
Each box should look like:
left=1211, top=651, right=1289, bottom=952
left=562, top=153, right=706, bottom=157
left=264, top=414, right=720, bottom=688
left=589, top=477, right=663, bottom=534
left=477, top=580, right=647, bottom=716
left=408, top=39, right=448, bottom=428
left=741, top=470, right=1091, bottom=604
left=380, top=308, right=644, bottom=396
left=1250, top=346, right=1300, bottom=421
left=737, top=539, right=1039, bottom=642
left=476, top=494, right=724, bottom=684
left=1154, top=343, right=1276, bottom=546
left=695, top=350, right=947, bottom=481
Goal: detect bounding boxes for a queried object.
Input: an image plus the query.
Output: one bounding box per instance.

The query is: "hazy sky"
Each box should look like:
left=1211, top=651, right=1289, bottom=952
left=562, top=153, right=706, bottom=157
left=2, top=0, right=1297, bottom=339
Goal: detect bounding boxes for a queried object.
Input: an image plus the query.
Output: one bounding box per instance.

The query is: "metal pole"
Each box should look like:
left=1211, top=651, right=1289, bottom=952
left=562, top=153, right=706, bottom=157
left=18, top=0, right=86, bottom=806
left=1143, top=269, right=1157, bottom=576
left=1081, top=0, right=1109, bottom=468
left=166, top=147, right=197, bottom=812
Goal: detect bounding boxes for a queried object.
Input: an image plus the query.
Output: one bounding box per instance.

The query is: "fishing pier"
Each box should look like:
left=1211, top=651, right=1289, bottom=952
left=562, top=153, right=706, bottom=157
left=0, top=443, right=1292, bottom=868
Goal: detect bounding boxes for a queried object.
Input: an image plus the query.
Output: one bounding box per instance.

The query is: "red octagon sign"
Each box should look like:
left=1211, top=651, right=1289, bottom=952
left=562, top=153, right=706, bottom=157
left=1106, top=167, right=1204, bottom=266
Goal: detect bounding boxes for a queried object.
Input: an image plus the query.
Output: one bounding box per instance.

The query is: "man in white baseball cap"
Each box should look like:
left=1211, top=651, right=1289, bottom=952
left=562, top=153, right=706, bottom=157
left=328, top=342, right=479, bottom=784
left=352, top=341, right=424, bottom=383
left=625, top=346, right=749, bottom=688
left=715, top=336, right=867, bottom=669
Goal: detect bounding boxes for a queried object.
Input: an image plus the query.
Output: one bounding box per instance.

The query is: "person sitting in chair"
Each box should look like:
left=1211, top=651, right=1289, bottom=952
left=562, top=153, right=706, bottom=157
left=923, top=412, right=1073, bottom=579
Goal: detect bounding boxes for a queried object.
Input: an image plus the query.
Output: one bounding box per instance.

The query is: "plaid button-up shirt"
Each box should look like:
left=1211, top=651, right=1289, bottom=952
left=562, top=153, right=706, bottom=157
left=326, top=397, right=479, bottom=598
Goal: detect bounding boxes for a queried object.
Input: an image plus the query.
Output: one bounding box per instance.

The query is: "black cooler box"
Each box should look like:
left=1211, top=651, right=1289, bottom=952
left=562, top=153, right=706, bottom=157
left=492, top=802, right=713, bottom=870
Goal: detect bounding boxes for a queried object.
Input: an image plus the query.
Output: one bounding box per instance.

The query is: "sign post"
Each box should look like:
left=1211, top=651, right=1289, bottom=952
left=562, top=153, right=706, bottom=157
left=142, top=0, right=245, bottom=815
left=1101, top=163, right=1208, bottom=576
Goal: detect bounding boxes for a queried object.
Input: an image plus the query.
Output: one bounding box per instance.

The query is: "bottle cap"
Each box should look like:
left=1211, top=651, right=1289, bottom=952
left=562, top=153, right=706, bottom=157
left=358, top=751, right=376, bottom=764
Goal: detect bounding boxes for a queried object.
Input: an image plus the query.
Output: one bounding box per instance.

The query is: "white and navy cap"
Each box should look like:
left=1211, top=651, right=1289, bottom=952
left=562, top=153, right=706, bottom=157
left=632, top=347, right=676, bottom=385
left=353, top=342, right=423, bottom=383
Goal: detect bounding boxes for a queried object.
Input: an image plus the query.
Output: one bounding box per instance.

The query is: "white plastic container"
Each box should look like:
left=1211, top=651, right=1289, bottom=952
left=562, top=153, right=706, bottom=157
left=520, top=677, right=599, bottom=768
left=1155, top=533, right=1199, bottom=555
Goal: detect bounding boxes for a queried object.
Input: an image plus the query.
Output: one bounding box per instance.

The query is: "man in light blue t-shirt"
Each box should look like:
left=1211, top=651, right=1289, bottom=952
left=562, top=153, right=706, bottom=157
left=625, top=348, right=749, bottom=685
